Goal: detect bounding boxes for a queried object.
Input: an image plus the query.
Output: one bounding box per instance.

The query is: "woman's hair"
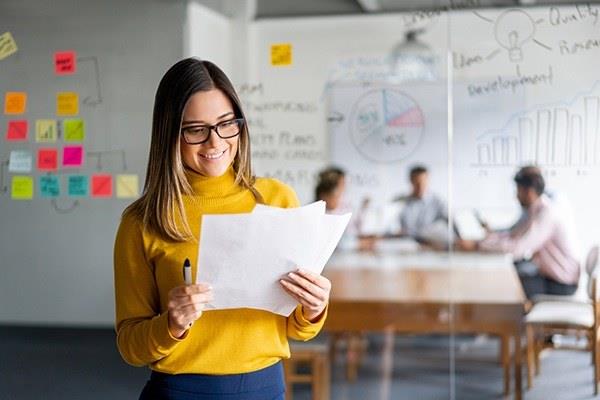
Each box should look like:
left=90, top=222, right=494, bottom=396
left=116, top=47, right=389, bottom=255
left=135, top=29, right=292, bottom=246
left=124, top=58, right=262, bottom=241
left=315, top=166, right=345, bottom=201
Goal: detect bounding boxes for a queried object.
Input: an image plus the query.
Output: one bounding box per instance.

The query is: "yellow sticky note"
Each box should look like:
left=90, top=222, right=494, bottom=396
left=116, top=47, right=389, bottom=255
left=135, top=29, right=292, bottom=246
left=64, top=119, right=85, bottom=142
left=116, top=174, right=139, bottom=199
left=36, top=119, right=58, bottom=142
left=270, top=43, right=292, bottom=66
left=11, top=176, right=34, bottom=200
left=4, top=92, right=27, bottom=115
left=0, top=32, right=18, bottom=61
left=56, top=92, right=79, bottom=116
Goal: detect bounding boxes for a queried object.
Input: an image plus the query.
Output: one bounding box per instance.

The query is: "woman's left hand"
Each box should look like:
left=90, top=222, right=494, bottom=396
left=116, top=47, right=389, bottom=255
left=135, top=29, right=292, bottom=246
left=280, top=268, right=331, bottom=322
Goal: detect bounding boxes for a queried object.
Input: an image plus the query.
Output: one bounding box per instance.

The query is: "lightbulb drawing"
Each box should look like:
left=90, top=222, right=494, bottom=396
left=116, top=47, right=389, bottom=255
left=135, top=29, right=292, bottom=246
left=494, top=9, right=536, bottom=62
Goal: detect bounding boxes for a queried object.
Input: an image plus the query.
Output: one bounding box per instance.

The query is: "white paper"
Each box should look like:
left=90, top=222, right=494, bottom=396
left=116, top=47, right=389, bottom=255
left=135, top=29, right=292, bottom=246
left=197, top=202, right=350, bottom=316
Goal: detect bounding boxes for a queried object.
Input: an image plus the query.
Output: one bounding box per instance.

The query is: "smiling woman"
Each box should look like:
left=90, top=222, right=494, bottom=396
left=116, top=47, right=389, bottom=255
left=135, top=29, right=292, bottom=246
left=113, top=58, right=331, bottom=400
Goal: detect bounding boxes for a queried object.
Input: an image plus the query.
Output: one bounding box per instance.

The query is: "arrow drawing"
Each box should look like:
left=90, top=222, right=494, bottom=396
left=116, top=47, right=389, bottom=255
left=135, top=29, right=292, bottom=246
left=51, top=199, right=80, bottom=214
left=327, top=111, right=345, bottom=123
left=0, top=160, right=8, bottom=193
left=77, top=56, right=103, bottom=106
left=87, top=149, right=127, bottom=170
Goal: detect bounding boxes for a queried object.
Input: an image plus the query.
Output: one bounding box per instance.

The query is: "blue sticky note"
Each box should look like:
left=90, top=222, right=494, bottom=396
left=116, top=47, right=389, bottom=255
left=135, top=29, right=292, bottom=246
left=39, top=175, right=60, bottom=198
left=67, top=175, right=88, bottom=197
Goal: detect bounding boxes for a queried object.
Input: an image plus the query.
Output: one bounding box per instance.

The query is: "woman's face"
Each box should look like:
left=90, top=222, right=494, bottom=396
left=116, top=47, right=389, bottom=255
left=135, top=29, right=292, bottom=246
left=180, top=89, right=239, bottom=177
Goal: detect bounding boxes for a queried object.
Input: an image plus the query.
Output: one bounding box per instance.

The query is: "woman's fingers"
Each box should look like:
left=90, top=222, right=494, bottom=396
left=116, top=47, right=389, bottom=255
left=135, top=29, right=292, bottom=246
left=171, top=283, right=212, bottom=297
left=280, top=279, right=321, bottom=307
left=294, top=269, right=331, bottom=291
left=286, top=272, right=326, bottom=301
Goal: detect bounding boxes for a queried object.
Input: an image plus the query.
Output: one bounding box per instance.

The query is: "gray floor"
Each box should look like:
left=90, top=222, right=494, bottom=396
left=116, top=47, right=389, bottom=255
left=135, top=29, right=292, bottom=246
left=0, top=326, right=597, bottom=400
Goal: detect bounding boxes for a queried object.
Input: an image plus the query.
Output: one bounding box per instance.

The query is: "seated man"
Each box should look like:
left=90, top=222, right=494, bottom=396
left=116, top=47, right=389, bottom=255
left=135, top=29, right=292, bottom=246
left=458, top=166, right=580, bottom=299
left=399, top=165, right=449, bottom=247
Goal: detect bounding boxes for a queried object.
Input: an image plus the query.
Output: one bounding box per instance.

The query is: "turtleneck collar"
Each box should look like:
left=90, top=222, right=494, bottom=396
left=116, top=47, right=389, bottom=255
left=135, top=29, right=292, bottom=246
left=184, top=166, right=241, bottom=198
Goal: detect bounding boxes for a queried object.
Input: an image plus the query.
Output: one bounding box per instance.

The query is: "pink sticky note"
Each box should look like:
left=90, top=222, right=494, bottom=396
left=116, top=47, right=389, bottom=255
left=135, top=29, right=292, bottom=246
left=38, top=148, right=58, bottom=171
left=6, top=120, right=28, bottom=141
left=62, top=145, right=84, bottom=167
left=54, top=51, right=77, bottom=75
left=91, top=174, right=113, bottom=198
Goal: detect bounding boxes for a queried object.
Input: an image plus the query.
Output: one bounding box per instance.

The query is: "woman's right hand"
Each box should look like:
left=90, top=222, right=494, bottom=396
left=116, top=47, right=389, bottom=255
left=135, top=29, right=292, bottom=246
left=167, top=283, right=213, bottom=339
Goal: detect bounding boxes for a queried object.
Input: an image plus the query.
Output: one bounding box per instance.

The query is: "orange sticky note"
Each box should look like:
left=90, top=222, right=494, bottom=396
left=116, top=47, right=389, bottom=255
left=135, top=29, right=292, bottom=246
left=38, top=148, right=58, bottom=171
left=91, top=174, right=113, bottom=198
left=54, top=51, right=77, bottom=75
left=4, top=92, right=27, bottom=115
left=6, top=120, right=28, bottom=141
left=56, top=92, right=78, bottom=116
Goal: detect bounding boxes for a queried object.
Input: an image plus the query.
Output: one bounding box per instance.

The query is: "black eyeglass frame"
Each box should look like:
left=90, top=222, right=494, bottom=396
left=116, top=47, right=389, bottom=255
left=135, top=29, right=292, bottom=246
left=180, top=118, right=245, bottom=145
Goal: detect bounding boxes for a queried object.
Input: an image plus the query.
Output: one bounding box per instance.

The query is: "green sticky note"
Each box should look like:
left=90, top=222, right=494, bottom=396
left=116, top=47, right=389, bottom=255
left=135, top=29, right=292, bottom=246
left=67, top=175, right=88, bottom=197
left=39, top=175, right=60, bottom=198
left=63, top=119, right=85, bottom=142
left=11, top=175, right=34, bottom=200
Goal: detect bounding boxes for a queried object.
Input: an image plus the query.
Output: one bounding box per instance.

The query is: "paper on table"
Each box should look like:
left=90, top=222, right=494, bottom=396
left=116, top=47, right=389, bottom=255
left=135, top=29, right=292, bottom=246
left=197, top=202, right=350, bottom=316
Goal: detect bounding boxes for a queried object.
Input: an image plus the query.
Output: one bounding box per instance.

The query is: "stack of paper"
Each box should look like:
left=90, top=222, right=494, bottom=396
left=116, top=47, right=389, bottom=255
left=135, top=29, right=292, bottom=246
left=197, top=201, right=351, bottom=316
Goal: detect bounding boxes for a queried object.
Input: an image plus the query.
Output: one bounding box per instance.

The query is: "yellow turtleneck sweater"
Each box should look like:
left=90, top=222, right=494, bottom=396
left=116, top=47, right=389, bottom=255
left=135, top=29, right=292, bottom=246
left=113, top=168, right=327, bottom=374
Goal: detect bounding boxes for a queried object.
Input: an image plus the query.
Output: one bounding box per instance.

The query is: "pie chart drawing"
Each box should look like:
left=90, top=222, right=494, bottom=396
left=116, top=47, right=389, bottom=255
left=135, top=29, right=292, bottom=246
left=350, top=89, right=425, bottom=163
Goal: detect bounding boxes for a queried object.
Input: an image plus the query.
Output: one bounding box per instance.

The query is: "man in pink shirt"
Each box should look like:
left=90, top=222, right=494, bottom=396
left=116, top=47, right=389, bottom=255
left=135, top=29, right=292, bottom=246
left=458, top=166, right=580, bottom=299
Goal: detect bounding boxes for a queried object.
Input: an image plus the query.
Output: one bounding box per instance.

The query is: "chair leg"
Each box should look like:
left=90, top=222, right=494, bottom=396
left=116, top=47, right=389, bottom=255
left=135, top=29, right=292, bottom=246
left=312, top=356, right=320, bottom=400
left=283, top=359, right=293, bottom=400
left=534, top=333, right=541, bottom=376
left=594, top=329, right=600, bottom=396
left=526, top=325, right=535, bottom=389
left=322, top=353, right=331, bottom=400
left=500, top=335, right=510, bottom=396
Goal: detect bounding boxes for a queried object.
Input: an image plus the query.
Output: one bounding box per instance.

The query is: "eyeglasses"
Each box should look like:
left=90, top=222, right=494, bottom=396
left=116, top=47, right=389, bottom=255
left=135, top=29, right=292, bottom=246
left=180, top=118, right=244, bottom=145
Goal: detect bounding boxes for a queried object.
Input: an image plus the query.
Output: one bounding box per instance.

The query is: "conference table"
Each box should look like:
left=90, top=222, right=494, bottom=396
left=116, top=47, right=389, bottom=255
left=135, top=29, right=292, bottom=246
left=322, top=249, right=527, bottom=400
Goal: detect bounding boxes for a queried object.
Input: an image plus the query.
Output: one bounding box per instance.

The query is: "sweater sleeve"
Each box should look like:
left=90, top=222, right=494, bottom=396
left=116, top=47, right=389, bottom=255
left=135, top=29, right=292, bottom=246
left=287, top=304, right=329, bottom=341
left=113, top=215, right=185, bottom=366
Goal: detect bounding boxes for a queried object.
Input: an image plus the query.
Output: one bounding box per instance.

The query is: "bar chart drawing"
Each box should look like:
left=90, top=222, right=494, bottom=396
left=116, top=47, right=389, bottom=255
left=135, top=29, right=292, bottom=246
left=475, top=87, right=600, bottom=168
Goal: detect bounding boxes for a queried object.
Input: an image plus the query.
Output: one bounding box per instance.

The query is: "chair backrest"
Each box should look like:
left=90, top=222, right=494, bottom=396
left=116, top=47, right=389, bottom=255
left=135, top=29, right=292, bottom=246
left=586, top=245, right=600, bottom=299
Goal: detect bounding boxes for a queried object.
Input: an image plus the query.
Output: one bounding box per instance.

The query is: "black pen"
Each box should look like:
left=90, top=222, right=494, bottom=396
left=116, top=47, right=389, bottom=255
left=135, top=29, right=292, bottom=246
left=183, top=258, right=192, bottom=285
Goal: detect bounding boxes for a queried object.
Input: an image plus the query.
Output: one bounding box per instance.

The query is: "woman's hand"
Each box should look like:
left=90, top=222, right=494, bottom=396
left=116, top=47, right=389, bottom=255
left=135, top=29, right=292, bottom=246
left=280, top=269, right=331, bottom=322
left=167, top=283, right=213, bottom=339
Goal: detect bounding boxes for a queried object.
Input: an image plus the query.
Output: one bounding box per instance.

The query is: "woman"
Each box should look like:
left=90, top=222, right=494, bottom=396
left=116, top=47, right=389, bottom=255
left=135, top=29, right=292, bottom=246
left=114, top=58, right=330, bottom=400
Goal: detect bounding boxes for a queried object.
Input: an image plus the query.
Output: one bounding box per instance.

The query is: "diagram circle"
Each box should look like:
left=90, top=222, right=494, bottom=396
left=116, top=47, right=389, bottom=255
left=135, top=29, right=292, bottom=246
left=349, top=88, right=425, bottom=163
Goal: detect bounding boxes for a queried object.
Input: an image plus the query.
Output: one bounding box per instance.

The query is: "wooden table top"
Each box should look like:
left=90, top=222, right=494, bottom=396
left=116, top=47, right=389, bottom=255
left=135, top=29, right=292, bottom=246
left=324, top=250, right=526, bottom=305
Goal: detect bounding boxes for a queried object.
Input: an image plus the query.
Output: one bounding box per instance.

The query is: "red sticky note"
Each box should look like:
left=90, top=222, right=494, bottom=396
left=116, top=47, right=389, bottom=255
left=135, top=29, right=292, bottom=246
left=6, top=120, right=28, bottom=141
left=91, top=174, right=113, bottom=198
left=62, top=145, right=84, bottom=167
left=54, top=51, right=77, bottom=75
left=38, top=148, right=58, bottom=171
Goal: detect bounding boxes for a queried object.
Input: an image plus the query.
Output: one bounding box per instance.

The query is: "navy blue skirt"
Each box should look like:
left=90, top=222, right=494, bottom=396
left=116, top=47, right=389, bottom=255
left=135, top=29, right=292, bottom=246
left=139, top=362, right=285, bottom=400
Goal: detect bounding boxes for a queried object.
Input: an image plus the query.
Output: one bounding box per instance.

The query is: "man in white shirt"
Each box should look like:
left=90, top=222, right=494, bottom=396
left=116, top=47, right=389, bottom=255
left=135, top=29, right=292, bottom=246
left=399, top=165, right=448, bottom=246
left=458, top=166, right=580, bottom=298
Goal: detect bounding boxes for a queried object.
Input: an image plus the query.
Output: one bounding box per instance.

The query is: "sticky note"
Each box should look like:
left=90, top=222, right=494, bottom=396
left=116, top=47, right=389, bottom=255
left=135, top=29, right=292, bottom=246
left=0, top=32, right=18, bottom=61
left=67, top=175, right=88, bottom=197
left=37, top=148, right=58, bottom=171
left=62, top=145, right=84, bottom=167
left=54, top=51, right=77, bottom=75
left=4, top=92, right=27, bottom=115
left=91, top=174, right=113, bottom=198
left=35, top=119, right=57, bottom=142
left=56, top=92, right=78, bottom=116
left=270, top=43, right=292, bottom=66
left=6, top=120, right=28, bottom=141
left=63, top=119, right=85, bottom=142
left=116, top=174, right=139, bottom=198
left=9, top=150, right=32, bottom=173
left=39, top=175, right=60, bottom=198
left=11, top=176, right=33, bottom=200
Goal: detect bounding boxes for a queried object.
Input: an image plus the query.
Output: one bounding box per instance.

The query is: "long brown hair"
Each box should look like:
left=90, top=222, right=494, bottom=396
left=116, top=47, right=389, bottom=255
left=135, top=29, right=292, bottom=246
left=124, top=58, right=262, bottom=241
